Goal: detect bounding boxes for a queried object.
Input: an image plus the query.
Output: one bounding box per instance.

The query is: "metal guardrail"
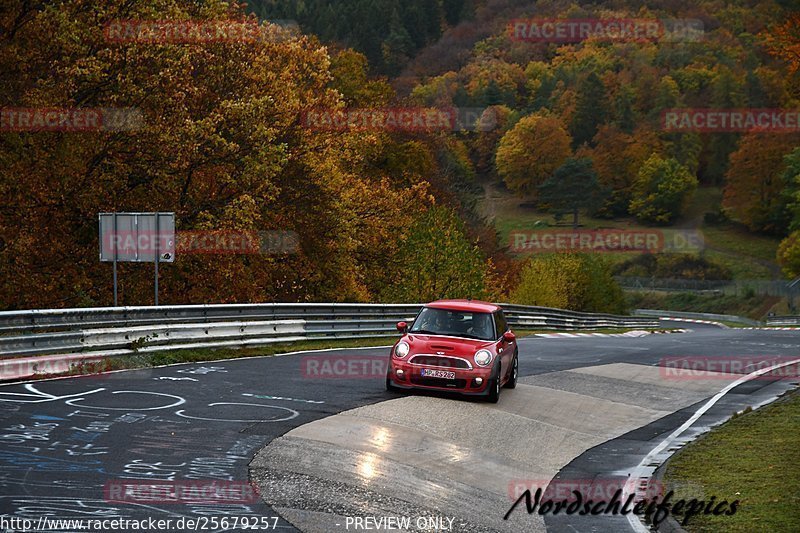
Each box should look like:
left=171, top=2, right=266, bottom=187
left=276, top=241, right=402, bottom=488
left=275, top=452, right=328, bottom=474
left=0, top=303, right=659, bottom=358
left=617, top=277, right=795, bottom=297
left=632, top=309, right=760, bottom=326
left=765, top=316, right=800, bottom=326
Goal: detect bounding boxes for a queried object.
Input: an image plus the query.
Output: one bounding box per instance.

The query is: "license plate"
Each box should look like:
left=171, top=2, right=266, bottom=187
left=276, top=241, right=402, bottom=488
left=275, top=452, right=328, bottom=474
left=420, top=368, right=456, bottom=379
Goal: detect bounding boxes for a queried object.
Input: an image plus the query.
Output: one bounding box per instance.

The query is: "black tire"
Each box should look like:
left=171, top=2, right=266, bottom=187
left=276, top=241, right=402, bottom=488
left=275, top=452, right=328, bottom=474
left=386, top=374, right=401, bottom=393
left=486, top=364, right=501, bottom=403
left=505, top=352, right=518, bottom=389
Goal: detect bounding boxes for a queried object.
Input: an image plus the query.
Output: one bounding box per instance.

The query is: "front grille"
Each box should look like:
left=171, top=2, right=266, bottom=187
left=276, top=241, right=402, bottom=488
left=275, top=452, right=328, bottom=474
left=410, top=376, right=467, bottom=388
left=409, top=355, right=471, bottom=369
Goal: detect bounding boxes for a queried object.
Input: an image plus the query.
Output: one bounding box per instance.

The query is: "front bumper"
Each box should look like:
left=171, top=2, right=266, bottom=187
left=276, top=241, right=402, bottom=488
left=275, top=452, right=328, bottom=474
left=388, top=358, right=495, bottom=395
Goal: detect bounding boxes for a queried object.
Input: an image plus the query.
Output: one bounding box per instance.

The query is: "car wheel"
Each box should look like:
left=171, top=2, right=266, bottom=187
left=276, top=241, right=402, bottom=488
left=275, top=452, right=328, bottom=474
left=505, top=351, right=518, bottom=389
left=486, top=364, right=501, bottom=403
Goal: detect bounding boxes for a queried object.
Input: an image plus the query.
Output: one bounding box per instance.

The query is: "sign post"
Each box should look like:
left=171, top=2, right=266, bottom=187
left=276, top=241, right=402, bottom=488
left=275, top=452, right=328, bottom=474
left=99, top=212, right=175, bottom=306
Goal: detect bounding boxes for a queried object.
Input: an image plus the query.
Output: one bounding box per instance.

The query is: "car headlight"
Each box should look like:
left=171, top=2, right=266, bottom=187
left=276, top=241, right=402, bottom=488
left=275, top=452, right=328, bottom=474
left=474, top=349, right=492, bottom=367
left=394, top=341, right=410, bottom=359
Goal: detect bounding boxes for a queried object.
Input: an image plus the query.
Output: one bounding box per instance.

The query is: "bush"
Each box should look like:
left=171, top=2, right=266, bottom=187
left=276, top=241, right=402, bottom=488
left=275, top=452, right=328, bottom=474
left=703, top=210, right=729, bottom=225
left=510, top=254, right=626, bottom=314
left=613, top=254, right=732, bottom=280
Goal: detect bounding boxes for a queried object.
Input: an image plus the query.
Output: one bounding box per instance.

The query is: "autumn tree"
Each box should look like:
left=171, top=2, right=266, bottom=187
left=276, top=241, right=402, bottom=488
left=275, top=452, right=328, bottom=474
left=777, top=231, right=800, bottom=278
left=586, top=125, right=662, bottom=216
left=381, top=206, right=488, bottom=302
left=469, top=105, right=517, bottom=175
left=495, top=113, right=572, bottom=197
left=629, top=155, right=698, bottom=224
left=0, top=0, right=432, bottom=308
left=761, top=13, right=800, bottom=76
left=722, top=133, right=800, bottom=233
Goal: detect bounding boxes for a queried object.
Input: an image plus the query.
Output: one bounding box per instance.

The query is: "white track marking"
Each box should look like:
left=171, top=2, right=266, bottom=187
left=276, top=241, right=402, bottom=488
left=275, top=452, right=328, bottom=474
left=623, top=357, right=800, bottom=532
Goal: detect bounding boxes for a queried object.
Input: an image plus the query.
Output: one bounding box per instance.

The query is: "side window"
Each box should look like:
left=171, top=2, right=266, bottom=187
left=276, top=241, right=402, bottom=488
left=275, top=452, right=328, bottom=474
left=494, top=311, right=508, bottom=339
left=492, top=312, right=506, bottom=339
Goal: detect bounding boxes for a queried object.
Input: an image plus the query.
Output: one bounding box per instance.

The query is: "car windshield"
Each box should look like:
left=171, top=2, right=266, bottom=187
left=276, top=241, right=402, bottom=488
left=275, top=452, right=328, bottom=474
left=409, top=308, right=495, bottom=341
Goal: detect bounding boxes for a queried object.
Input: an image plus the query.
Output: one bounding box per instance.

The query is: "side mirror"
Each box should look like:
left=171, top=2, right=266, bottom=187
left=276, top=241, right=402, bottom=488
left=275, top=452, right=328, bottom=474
left=396, top=321, right=408, bottom=333
left=503, top=331, right=516, bottom=342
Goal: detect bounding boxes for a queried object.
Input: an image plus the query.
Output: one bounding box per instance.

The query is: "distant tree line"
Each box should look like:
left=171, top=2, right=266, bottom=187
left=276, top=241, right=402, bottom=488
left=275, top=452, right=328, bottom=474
left=247, top=0, right=472, bottom=74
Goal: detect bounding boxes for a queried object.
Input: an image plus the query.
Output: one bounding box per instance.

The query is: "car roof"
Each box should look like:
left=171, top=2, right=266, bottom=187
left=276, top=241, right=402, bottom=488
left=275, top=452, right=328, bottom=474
left=424, top=299, right=501, bottom=313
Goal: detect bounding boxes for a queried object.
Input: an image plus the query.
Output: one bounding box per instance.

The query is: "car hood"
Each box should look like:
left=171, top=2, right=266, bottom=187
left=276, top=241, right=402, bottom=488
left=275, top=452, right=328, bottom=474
left=404, top=333, right=494, bottom=355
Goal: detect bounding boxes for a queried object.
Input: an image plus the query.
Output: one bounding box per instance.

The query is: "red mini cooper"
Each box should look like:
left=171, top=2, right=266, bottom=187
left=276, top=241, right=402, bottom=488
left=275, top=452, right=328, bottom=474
left=386, top=299, right=518, bottom=403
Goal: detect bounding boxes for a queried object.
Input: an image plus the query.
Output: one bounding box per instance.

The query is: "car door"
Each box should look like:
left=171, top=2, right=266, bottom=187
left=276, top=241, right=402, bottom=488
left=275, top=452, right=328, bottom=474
left=494, top=311, right=513, bottom=379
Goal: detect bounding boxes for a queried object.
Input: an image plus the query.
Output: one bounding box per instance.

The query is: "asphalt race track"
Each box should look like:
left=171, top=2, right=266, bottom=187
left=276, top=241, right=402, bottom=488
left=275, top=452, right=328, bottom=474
left=1, top=321, right=798, bottom=533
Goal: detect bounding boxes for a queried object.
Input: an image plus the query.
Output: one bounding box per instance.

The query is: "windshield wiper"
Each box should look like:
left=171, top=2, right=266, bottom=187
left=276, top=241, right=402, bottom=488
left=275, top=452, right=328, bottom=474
left=409, top=329, right=438, bottom=335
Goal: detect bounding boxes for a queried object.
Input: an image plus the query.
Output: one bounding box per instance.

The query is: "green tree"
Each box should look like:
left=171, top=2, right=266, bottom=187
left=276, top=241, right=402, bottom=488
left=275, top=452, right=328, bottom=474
left=329, top=49, right=394, bottom=105
left=781, top=148, right=800, bottom=232
left=705, top=67, right=746, bottom=185
left=443, top=0, right=466, bottom=25
left=614, top=86, right=637, bottom=134
left=381, top=206, right=487, bottom=302
left=664, top=132, right=702, bottom=176
left=629, top=155, right=698, bottom=224
left=653, top=76, right=681, bottom=117
left=570, top=72, right=609, bottom=148
left=483, top=79, right=505, bottom=106
left=538, top=158, right=604, bottom=228
left=381, top=9, right=415, bottom=75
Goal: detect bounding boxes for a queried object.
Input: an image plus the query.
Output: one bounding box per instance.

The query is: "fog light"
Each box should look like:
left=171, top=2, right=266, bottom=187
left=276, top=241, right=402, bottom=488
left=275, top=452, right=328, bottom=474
left=396, top=369, right=405, bottom=377
left=474, top=377, right=483, bottom=385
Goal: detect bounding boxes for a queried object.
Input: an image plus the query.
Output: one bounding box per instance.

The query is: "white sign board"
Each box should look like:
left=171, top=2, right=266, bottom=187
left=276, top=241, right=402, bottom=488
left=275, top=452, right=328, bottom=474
left=99, top=212, right=175, bottom=263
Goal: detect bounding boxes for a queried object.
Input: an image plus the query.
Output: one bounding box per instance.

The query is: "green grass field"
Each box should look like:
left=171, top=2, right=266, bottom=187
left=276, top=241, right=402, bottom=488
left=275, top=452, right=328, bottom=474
left=624, top=291, right=785, bottom=320
left=484, top=186, right=782, bottom=281
left=663, top=389, right=800, bottom=532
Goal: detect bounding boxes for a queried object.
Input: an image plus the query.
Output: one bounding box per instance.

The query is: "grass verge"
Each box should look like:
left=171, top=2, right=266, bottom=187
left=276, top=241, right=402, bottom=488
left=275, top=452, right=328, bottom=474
left=624, top=290, right=781, bottom=320
left=663, top=388, right=800, bottom=532
left=107, top=336, right=396, bottom=371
